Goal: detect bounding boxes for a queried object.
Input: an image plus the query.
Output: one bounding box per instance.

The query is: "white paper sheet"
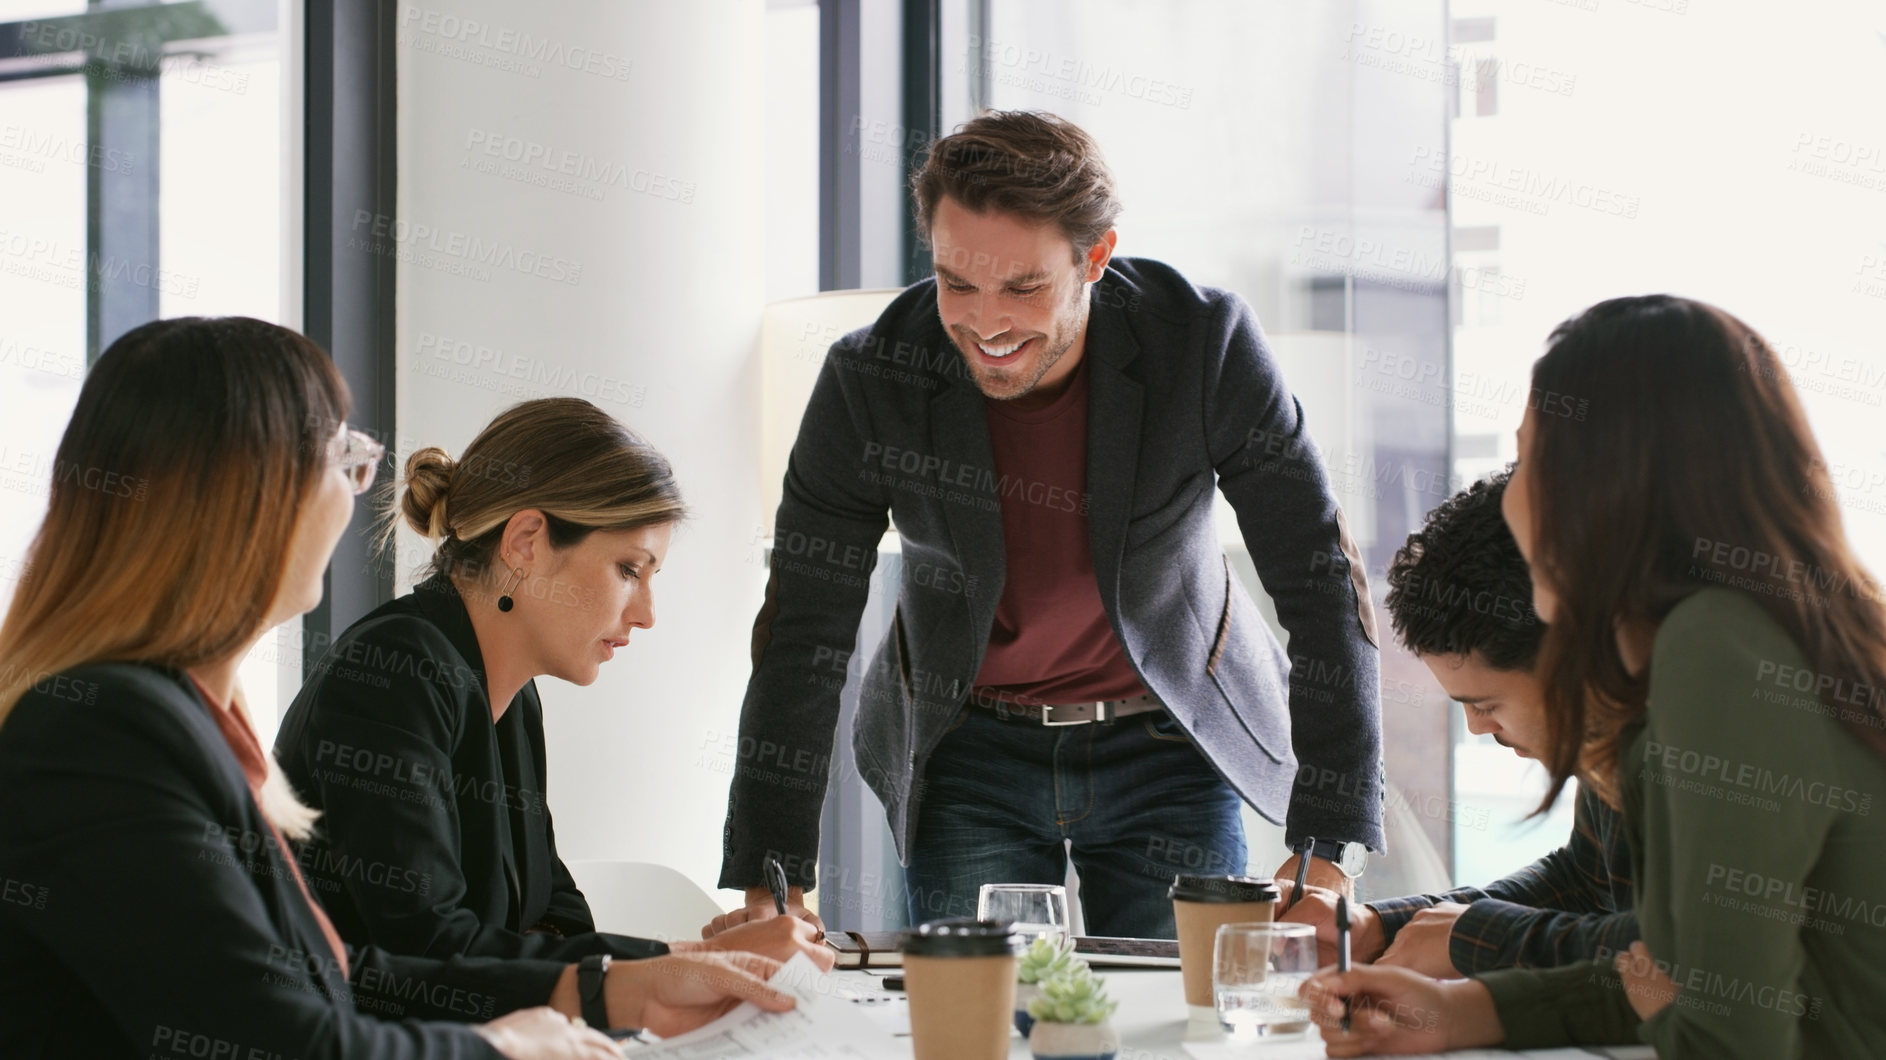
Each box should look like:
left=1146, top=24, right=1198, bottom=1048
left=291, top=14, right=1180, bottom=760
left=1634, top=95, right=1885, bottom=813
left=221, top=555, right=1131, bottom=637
left=1182, top=1037, right=1642, bottom=1060
left=622, top=954, right=899, bottom=1058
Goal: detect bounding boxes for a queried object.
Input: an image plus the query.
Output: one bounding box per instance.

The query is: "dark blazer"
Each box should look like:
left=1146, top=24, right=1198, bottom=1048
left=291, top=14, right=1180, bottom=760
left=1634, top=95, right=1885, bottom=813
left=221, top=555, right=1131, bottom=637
left=0, top=662, right=565, bottom=1060
left=721, top=257, right=1385, bottom=890
left=275, top=575, right=665, bottom=962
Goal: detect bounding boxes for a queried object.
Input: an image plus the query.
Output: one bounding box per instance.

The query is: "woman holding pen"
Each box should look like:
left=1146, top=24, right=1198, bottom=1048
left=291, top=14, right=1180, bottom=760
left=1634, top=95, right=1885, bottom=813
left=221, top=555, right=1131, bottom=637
left=1303, top=295, right=1886, bottom=1057
left=270, top=396, right=833, bottom=972
left=0, top=317, right=796, bottom=1059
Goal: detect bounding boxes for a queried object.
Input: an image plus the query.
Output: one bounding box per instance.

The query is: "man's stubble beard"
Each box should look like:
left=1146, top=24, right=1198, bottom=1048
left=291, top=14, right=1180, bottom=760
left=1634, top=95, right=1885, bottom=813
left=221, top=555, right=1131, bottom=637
left=953, top=281, right=1091, bottom=401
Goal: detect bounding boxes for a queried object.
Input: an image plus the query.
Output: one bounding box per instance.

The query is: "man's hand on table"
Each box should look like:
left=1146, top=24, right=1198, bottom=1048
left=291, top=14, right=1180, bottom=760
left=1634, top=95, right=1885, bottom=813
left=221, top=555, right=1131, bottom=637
left=1279, top=883, right=1385, bottom=967
left=671, top=913, right=835, bottom=971
left=1376, top=902, right=1468, bottom=979
left=702, top=885, right=826, bottom=940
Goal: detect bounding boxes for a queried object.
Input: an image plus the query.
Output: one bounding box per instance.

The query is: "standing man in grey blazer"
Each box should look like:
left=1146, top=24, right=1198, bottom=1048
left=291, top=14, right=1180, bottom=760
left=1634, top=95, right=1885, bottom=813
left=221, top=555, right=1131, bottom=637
left=709, top=111, right=1383, bottom=939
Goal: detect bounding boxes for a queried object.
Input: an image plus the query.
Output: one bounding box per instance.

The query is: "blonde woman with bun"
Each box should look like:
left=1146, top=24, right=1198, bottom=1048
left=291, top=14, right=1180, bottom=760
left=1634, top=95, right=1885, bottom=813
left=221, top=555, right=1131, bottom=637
left=0, top=318, right=794, bottom=1060
left=273, top=398, right=833, bottom=983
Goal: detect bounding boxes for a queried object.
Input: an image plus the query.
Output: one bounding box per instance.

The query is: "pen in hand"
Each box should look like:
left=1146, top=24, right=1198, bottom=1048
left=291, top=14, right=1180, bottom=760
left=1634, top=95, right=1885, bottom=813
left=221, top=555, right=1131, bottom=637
left=1282, top=836, right=1314, bottom=914
left=764, top=856, right=789, bottom=917
left=1336, top=894, right=1353, bottom=1033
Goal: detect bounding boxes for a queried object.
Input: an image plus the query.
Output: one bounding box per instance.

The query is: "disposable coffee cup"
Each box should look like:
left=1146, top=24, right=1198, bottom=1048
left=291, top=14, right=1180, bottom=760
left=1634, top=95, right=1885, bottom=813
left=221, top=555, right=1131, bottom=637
left=1169, top=874, right=1280, bottom=1012
left=901, top=918, right=1024, bottom=1060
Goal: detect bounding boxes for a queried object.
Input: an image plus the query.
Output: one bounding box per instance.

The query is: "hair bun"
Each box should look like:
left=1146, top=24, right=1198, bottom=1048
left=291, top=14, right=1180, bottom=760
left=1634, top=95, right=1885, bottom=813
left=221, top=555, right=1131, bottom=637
left=400, top=447, right=456, bottom=539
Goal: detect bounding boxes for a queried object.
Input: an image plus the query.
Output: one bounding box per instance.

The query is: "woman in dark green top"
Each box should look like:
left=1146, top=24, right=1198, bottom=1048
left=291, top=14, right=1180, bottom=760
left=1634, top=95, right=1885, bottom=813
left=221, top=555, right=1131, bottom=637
left=1305, top=295, right=1886, bottom=1058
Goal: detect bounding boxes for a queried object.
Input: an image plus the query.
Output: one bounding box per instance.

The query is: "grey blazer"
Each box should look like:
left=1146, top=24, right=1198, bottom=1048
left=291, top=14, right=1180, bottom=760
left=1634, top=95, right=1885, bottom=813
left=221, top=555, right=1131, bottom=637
left=720, top=258, right=1384, bottom=891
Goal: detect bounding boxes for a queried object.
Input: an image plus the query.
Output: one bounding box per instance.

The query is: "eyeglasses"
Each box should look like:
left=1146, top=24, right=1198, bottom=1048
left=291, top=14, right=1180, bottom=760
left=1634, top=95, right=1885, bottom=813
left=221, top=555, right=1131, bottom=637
left=332, top=427, right=385, bottom=495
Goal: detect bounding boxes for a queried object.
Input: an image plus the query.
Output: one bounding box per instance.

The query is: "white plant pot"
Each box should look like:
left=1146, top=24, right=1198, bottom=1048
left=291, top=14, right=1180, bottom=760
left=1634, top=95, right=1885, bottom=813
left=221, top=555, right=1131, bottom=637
left=1028, top=1019, right=1119, bottom=1060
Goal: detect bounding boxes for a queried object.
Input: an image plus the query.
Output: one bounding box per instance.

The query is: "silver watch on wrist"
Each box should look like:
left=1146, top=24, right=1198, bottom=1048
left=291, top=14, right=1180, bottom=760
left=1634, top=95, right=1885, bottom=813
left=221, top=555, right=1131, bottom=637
left=1307, top=838, right=1370, bottom=878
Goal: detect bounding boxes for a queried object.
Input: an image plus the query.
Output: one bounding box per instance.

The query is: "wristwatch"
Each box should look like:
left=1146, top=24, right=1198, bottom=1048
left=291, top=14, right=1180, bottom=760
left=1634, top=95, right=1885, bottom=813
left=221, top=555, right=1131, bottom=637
left=578, top=953, right=612, bottom=1029
left=1307, top=839, right=1370, bottom=878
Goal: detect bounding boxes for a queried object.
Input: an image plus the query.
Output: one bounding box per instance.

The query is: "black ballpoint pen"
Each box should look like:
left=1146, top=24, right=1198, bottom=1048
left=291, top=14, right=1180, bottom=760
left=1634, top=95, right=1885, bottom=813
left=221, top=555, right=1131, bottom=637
left=1283, top=835, right=1315, bottom=913
left=1336, top=895, right=1353, bottom=1033
left=765, top=856, right=789, bottom=916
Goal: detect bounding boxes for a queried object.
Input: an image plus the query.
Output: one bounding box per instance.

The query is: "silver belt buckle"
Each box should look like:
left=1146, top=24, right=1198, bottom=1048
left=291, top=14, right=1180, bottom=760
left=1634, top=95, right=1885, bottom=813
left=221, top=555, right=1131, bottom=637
left=1042, top=701, right=1107, bottom=726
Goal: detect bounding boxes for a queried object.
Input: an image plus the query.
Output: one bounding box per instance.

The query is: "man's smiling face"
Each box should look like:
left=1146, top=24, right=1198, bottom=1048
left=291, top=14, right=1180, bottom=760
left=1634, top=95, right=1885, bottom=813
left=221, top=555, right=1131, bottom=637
left=930, top=196, right=1108, bottom=402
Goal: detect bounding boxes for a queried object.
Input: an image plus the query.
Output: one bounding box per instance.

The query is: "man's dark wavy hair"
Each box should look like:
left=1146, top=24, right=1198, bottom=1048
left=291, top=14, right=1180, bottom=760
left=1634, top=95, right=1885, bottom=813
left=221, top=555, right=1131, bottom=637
left=1384, top=468, right=1544, bottom=671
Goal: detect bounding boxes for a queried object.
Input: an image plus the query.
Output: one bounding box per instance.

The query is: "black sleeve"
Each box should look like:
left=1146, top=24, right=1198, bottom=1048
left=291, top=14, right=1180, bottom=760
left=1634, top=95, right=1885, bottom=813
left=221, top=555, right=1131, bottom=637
left=282, top=621, right=664, bottom=961
left=1204, top=292, right=1386, bottom=851
left=537, top=815, right=597, bottom=937
left=719, top=335, right=891, bottom=891
left=1450, top=787, right=1640, bottom=972
left=0, top=682, right=526, bottom=1060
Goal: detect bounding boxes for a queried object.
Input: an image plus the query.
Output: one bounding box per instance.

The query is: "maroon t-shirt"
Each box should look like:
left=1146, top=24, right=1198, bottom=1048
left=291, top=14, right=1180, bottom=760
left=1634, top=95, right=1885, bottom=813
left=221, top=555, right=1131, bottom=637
left=971, top=356, right=1148, bottom=707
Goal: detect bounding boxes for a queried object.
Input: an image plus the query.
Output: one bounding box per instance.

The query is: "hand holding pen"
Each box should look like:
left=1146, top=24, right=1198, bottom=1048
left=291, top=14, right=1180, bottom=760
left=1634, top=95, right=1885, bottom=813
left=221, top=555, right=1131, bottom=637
left=765, top=856, right=790, bottom=916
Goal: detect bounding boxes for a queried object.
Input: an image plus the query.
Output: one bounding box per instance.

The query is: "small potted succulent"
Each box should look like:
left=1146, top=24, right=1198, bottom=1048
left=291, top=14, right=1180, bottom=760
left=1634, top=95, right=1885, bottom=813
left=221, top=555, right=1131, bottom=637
left=1026, top=965, right=1120, bottom=1060
left=1014, top=935, right=1081, bottom=1036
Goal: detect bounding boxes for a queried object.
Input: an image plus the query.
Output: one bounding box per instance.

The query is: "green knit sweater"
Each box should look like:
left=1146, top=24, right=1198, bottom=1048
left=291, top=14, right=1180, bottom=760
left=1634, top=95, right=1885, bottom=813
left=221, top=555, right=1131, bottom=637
left=1479, top=587, right=1886, bottom=1057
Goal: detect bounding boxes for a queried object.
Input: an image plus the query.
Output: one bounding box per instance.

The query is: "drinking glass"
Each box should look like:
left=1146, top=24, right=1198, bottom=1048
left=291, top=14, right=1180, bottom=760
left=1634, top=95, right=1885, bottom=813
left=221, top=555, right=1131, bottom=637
left=1212, top=922, right=1317, bottom=1039
left=976, top=883, right=1069, bottom=945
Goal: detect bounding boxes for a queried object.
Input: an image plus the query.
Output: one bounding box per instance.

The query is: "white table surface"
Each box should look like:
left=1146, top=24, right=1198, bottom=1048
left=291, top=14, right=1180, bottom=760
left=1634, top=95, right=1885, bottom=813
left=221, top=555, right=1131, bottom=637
left=835, top=969, right=1658, bottom=1060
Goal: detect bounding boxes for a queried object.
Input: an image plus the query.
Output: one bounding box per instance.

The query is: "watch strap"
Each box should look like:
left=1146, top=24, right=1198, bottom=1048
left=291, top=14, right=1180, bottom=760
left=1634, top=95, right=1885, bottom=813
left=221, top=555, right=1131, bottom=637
left=1309, top=839, right=1368, bottom=877
left=578, top=953, right=611, bottom=1029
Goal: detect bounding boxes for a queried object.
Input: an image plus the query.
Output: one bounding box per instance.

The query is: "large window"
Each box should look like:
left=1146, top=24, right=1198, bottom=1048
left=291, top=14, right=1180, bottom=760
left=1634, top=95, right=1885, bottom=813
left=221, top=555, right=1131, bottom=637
left=803, top=1, right=1458, bottom=926
left=964, top=0, right=1457, bottom=902
left=0, top=0, right=296, bottom=736
left=1445, top=2, right=1886, bottom=881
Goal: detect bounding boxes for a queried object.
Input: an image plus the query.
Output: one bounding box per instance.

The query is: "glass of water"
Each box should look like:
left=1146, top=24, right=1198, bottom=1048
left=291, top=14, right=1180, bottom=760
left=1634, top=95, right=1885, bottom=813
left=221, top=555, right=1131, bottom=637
left=1212, top=921, right=1317, bottom=1040
left=976, top=883, right=1069, bottom=945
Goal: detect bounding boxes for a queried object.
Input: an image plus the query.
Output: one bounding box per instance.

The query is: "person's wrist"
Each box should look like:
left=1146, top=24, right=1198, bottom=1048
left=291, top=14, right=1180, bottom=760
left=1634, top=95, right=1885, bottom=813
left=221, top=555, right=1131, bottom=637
left=1355, top=904, right=1387, bottom=961
left=1439, top=978, right=1504, bottom=1049
left=744, top=885, right=774, bottom=907
left=1303, top=855, right=1355, bottom=898
left=548, top=964, right=582, bottom=1020
left=578, top=954, right=612, bottom=1029
left=603, top=959, right=649, bottom=1031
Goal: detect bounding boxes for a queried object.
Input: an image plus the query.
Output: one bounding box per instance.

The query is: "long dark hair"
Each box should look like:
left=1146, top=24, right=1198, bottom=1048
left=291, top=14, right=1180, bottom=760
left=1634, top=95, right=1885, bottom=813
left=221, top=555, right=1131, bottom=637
left=0, top=317, right=349, bottom=835
left=1521, top=295, right=1886, bottom=809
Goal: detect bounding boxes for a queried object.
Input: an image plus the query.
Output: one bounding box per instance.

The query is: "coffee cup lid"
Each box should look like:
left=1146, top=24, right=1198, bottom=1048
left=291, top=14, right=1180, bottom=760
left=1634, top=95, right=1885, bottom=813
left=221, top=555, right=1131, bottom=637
left=1168, top=874, right=1280, bottom=904
left=901, top=918, right=1025, bottom=957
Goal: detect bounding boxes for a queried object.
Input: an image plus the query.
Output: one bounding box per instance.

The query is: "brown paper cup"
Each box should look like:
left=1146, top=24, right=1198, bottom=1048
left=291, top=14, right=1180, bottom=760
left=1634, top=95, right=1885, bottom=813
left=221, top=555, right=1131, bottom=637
left=904, top=953, right=1018, bottom=1060
left=1169, top=875, right=1280, bottom=1009
left=901, top=919, right=1024, bottom=1060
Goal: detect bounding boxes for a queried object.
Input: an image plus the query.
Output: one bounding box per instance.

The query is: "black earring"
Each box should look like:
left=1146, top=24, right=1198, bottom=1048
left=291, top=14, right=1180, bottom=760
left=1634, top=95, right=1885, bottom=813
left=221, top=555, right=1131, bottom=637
left=497, top=566, right=526, bottom=612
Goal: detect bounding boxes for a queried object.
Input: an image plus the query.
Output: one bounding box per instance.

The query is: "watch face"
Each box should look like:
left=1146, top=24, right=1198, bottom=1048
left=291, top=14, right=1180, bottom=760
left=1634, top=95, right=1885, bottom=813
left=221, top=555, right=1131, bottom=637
left=1339, top=844, right=1369, bottom=875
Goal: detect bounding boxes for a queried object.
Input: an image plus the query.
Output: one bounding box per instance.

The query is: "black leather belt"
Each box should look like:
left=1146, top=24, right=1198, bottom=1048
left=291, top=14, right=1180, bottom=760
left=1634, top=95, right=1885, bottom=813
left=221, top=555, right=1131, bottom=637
left=976, top=692, right=1164, bottom=726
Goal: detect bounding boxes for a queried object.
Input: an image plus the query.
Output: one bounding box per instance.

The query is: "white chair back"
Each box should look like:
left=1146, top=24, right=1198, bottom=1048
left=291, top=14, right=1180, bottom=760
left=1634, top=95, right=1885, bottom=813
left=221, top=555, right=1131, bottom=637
left=564, top=860, right=731, bottom=943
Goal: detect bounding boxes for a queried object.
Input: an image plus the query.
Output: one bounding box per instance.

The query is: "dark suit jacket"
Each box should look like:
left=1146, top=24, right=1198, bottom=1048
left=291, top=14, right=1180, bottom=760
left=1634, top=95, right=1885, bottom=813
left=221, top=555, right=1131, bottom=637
left=0, top=662, right=563, bottom=1059
left=721, top=257, right=1385, bottom=890
left=274, top=575, right=666, bottom=963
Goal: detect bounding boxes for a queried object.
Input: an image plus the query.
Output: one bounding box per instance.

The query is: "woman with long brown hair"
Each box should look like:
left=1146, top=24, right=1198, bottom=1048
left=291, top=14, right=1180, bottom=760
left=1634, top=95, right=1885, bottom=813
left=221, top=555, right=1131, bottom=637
left=271, top=398, right=832, bottom=976
left=0, top=318, right=795, bottom=1059
left=1304, top=295, right=1886, bottom=1057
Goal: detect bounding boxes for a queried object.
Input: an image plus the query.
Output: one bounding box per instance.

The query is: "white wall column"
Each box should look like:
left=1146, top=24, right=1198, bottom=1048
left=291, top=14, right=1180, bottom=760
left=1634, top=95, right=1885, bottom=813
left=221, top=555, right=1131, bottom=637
left=396, top=0, right=767, bottom=903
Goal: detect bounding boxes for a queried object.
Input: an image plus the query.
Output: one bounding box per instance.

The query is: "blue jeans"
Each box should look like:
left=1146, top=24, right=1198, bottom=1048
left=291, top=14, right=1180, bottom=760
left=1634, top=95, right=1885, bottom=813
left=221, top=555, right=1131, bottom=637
left=903, top=706, right=1247, bottom=938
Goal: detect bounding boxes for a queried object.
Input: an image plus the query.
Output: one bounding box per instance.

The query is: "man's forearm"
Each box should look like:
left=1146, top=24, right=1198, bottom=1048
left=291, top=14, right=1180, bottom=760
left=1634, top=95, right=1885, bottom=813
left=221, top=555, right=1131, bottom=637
left=1451, top=901, right=1641, bottom=974
left=1369, top=886, right=1490, bottom=946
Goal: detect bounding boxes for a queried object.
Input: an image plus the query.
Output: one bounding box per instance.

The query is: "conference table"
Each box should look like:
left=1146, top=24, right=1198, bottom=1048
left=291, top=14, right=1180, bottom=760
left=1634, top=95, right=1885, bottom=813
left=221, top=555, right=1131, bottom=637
left=827, top=968, right=1659, bottom=1060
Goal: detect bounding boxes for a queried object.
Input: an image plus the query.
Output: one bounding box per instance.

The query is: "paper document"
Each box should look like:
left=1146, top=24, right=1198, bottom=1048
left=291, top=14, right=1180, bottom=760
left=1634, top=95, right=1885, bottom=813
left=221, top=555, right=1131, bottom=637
left=622, top=953, right=897, bottom=1058
left=1183, top=1040, right=1642, bottom=1060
